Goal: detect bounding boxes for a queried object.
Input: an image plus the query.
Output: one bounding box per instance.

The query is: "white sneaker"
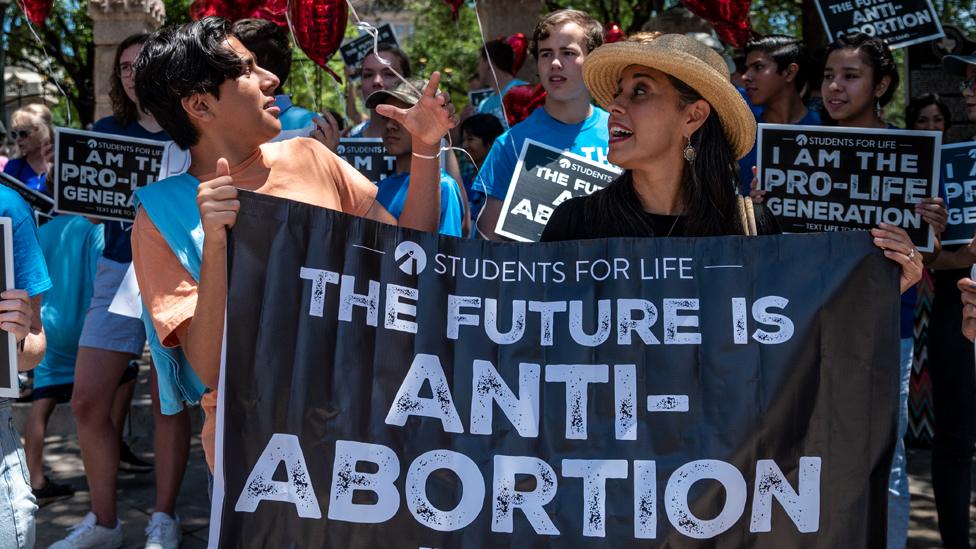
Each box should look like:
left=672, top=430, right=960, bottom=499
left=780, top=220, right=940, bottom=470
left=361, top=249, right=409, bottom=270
left=144, top=512, right=182, bottom=549
left=49, top=512, right=123, bottom=549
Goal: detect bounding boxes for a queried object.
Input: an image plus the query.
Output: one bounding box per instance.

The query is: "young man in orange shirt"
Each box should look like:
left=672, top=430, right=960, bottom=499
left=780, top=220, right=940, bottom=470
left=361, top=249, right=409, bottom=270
left=52, top=16, right=455, bottom=548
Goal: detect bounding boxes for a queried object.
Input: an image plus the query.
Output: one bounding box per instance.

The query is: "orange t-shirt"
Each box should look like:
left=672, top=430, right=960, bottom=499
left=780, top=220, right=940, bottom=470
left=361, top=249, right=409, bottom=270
left=132, top=137, right=377, bottom=470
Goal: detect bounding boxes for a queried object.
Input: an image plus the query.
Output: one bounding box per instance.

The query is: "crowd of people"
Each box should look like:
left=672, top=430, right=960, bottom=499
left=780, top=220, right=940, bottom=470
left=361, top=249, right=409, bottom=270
left=0, top=7, right=973, bottom=549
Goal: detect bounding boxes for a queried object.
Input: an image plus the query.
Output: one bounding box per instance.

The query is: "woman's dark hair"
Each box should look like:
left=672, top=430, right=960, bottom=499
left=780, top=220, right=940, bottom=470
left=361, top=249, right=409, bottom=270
left=824, top=32, right=899, bottom=107
left=583, top=76, right=743, bottom=237
left=134, top=17, right=248, bottom=149
left=905, top=93, right=951, bottom=131
left=744, top=34, right=811, bottom=92
left=232, top=18, right=291, bottom=94
left=109, top=33, right=150, bottom=127
left=460, top=113, right=504, bottom=147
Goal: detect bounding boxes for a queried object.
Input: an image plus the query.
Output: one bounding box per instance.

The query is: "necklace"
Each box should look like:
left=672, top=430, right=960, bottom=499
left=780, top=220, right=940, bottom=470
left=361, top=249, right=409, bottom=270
left=664, top=215, right=680, bottom=237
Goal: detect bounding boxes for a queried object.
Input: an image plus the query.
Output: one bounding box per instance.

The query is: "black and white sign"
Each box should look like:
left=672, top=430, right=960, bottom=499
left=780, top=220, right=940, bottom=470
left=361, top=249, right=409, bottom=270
left=468, top=88, right=494, bottom=109
left=758, top=124, right=941, bottom=252
left=940, top=141, right=976, bottom=245
left=340, top=23, right=401, bottom=69
left=0, top=218, right=16, bottom=399
left=0, top=172, right=54, bottom=216
left=907, top=26, right=976, bottom=144
left=814, top=0, right=944, bottom=49
left=496, top=139, right=621, bottom=242
left=210, top=190, right=900, bottom=547
left=54, top=128, right=166, bottom=222
left=337, top=138, right=396, bottom=183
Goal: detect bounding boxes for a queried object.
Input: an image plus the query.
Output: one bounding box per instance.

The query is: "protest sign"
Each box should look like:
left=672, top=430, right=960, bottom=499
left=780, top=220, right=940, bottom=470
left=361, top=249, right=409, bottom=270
left=496, top=139, right=621, bottom=242
left=337, top=138, right=396, bottom=183
left=0, top=172, right=54, bottom=216
left=468, top=88, right=494, bottom=109
left=339, top=23, right=400, bottom=68
left=54, top=128, right=166, bottom=222
left=758, top=124, right=941, bottom=252
left=940, top=141, right=976, bottom=245
left=0, top=218, right=16, bottom=399
left=813, top=0, right=944, bottom=49
left=210, top=190, right=900, bottom=547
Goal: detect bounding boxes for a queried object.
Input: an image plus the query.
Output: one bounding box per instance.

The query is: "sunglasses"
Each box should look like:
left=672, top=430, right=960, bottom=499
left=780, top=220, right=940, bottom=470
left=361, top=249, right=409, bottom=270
left=9, top=127, right=37, bottom=140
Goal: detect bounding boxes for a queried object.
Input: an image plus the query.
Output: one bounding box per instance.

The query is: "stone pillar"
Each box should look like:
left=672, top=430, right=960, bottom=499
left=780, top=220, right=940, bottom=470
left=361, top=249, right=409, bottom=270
left=88, top=0, right=165, bottom=121
left=478, top=0, right=546, bottom=82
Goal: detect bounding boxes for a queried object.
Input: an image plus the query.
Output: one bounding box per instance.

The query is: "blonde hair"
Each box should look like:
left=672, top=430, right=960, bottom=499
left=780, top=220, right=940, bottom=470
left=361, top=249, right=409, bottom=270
left=11, top=104, right=54, bottom=142
left=627, top=31, right=663, bottom=44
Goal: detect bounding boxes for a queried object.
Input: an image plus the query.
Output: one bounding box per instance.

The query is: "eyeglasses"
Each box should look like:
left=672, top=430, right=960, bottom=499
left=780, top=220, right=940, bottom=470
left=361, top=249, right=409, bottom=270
left=9, top=127, right=37, bottom=140
left=960, top=78, right=976, bottom=93
left=117, top=62, right=135, bottom=77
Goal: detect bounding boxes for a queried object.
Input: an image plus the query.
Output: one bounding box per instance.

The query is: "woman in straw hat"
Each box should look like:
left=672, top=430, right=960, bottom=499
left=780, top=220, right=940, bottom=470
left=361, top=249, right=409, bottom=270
left=540, top=33, right=922, bottom=294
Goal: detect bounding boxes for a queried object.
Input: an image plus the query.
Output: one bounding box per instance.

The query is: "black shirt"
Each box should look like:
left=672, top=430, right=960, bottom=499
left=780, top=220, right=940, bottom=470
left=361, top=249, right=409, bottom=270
left=540, top=189, right=779, bottom=242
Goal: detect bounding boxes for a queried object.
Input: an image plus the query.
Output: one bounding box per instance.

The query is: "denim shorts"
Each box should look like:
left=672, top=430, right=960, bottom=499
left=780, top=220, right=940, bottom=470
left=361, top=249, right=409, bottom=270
left=78, top=257, right=147, bottom=356
left=0, top=399, right=36, bottom=548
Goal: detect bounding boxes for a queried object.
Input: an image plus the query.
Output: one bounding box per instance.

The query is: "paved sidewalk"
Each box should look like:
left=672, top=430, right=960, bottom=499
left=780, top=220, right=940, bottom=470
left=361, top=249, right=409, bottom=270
left=34, top=433, right=211, bottom=548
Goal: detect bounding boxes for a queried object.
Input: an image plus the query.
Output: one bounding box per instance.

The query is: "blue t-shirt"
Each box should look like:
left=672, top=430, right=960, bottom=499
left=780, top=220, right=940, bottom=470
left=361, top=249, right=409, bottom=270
left=0, top=185, right=51, bottom=297
left=3, top=157, right=47, bottom=195
left=739, top=108, right=821, bottom=195
left=274, top=94, right=317, bottom=140
left=376, top=170, right=464, bottom=237
left=481, top=106, right=611, bottom=202
left=35, top=215, right=104, bottom=388
left=477, top=79, right=528, bottom=126
left=91, top=116, right=171, bottom=264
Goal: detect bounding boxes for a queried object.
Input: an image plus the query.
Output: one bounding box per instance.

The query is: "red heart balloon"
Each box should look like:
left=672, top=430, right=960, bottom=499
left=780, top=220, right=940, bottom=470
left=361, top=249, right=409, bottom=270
left=17, top=0, right=53, bottom=24
left=442, top=0, right=464, bottom=21
left=190, top=0, right=287, bottom=27
left=680, top=0, right=755, bottom=49
left=604, top=22, right=625, bottom=44
left=506, top=33, right=528, bottom=74
left=289, top=0, right=347, bottom=82
left=503, top=83, right=546, bottom=127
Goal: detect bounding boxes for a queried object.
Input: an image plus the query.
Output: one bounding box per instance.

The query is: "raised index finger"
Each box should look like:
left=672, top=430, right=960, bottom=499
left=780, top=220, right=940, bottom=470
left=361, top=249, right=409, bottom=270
left=422, top=71, right=442, bottom=99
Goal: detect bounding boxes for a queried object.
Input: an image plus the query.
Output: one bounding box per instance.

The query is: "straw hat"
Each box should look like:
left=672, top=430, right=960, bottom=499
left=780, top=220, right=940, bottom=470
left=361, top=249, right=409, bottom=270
left=583, top=33, right=756, bottom=160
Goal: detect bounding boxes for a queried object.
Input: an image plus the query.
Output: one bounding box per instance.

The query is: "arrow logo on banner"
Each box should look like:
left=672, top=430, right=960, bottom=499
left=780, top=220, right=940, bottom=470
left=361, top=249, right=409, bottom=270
left=394, top=241, right=427, bottom=275
left=796, top=134, right=808, bottom=146
left=86, top=138, right=98, bottom=149
left=968, top=149, right=976, bottom=159
left=558, top=158, right=572, bottom=169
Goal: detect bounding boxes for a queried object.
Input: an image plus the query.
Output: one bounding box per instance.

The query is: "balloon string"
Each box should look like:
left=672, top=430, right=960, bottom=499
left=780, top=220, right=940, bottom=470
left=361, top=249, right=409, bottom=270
left=15, top=1, right=72, bottom=126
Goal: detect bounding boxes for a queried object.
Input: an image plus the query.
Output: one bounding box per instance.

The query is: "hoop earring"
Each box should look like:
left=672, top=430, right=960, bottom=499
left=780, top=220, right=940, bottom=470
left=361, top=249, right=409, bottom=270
left=683, top=137, right=696, bottom=163
left=875, top=98, right=881, bottom=114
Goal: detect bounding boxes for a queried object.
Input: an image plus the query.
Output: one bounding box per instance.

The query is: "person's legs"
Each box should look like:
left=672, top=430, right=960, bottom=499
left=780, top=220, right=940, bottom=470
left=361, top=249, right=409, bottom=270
left=110, top=378, right=136, bottom=436
left=149, top=363, right=190, bottom=516
left=24, top=396, right=57, bottom=489
left=0, top=401, right=37, bottom=549
left=886, top=337, right=913, bottom=549
left=71, top=347, right=133, bottom=527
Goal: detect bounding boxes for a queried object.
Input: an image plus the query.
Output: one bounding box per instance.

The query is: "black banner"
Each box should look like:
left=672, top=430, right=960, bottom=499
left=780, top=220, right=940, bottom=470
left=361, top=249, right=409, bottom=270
left=0, top=218, right=15, bottom=398
left=340, top=23, right=401, bottom=68
left=758, top=124, right=941, bottom=252
left=468, top=88, right=494, bottom=109
left=941, top=141, right=976, bottom=245
left=337, top=138, right=396, bottom=182
left=496, top=140, right=621, bottom=242
left=212, top=191, right=900, bottom=548
left=54, top=128, right=166, bottom=222
left=0, top=172, right=54, bottom=216
left=813, top=0, right=943, bottom=49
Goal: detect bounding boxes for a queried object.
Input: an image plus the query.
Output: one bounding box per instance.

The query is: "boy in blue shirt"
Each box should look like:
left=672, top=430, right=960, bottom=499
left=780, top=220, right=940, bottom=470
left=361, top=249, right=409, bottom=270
left=477, top=9, right=611, bottom=240
left=367, top=80, right=466, bottom=237
left=738, top=35, right=820, bottom=194
left=0, top=185, right=51, bottom=548
left=476, top=40, right=528, bottom=126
